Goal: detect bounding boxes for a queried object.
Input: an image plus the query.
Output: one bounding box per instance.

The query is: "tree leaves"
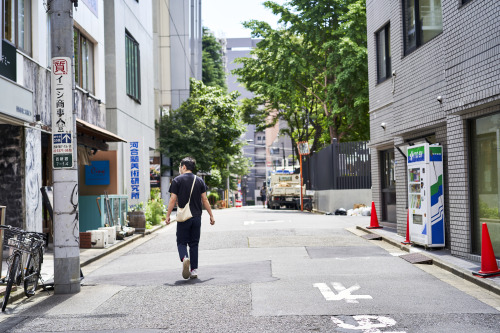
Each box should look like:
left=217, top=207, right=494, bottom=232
left=233, top=0, right=369, bottom=149
left=158, top=79, right=250, bottom=188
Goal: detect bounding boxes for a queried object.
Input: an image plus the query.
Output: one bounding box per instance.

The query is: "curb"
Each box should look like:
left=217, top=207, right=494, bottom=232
left=0, top=222, right=170, bottom=309
left=80, top=222, right=167, bottom=267
left=357, top=226, right=500, bottom=297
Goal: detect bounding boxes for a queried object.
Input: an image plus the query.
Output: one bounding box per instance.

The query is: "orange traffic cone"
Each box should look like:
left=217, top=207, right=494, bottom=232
left=367, top=201, right=382, bottom=229
left=402, top=209, right=412, bottom=245
left=473, top=223, right=500, bottom=278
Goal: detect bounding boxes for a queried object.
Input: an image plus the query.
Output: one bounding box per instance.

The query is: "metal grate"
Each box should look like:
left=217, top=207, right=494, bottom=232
left=400, top=253, right=433, bottom=265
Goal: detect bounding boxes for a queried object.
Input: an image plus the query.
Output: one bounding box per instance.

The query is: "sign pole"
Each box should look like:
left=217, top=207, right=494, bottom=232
left=300, top=154, right=303, bottom=211
left=50, top=0, right=80, bottom=294
left=297, top=141, right=310, bottom=212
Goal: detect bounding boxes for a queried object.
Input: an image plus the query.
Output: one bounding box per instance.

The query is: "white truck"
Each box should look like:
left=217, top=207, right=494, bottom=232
left=267, top=173, right=313, bottom=211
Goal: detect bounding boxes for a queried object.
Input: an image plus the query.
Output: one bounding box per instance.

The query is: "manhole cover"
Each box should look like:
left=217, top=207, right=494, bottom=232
left=361, top=234, right=382, bottom=241
left=400, top=253, right=433, bottom=265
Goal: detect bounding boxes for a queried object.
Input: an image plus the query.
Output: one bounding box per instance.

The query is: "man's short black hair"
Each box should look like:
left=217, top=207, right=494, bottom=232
left=180, top=157, right=196, bottom=171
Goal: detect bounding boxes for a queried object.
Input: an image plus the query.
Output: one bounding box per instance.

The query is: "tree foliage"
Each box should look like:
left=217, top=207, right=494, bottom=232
left=158, top=79, right=251, bottom=189
left=234, top=0, right=369, bottom=153
left=202, top=27, right=227, bottom=91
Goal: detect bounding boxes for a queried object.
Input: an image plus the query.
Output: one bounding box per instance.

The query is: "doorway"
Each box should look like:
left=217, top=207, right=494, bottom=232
left=381, top=149, right=396, bottom=223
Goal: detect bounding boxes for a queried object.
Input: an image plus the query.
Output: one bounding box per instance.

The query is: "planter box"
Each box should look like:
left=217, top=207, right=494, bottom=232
left=128, top=211, right=146, bottom=233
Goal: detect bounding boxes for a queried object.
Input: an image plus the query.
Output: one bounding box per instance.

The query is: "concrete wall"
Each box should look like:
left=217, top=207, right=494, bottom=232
left=314, top=189, right=373, bottom=214
left=104, top=0, right=156, bottom=201
left=170, top=0, right=202, bottom=110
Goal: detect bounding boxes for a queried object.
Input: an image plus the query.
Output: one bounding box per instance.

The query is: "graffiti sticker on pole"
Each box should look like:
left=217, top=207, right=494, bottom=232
left=51, top=57, right=73, bottom=168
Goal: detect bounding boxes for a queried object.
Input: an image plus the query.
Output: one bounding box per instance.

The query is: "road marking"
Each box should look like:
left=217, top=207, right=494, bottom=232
left=313, top=282, right=373, bottom=303
left=243, top=220, right=287, bottom=225
left=331, top=315, right=406, bottom=333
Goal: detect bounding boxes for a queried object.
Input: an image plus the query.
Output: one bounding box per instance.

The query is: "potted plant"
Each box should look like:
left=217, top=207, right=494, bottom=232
left=127, top=202, right=146, bottom=233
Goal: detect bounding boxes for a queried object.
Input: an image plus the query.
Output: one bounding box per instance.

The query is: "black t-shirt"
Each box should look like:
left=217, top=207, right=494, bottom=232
left=169, top=173, right=207, bottom=217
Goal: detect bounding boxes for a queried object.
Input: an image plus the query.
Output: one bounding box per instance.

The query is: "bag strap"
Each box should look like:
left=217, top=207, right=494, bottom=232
left=186, top=175, right=196, bottom=205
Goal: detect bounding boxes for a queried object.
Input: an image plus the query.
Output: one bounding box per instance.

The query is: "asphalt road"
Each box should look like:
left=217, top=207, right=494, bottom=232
left=1, top=207, right=499, bottom=332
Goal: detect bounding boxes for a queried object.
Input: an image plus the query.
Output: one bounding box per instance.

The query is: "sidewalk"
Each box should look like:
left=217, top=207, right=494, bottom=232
left=357, top=225, right=500, bottom=297
left=0, top=221, right=170, bottom=303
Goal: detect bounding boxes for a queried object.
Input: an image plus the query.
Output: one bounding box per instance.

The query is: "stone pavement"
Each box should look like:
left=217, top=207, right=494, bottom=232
left=0, top=221, right=169, bottom=304
left=357, top=225, right=500, bottom=297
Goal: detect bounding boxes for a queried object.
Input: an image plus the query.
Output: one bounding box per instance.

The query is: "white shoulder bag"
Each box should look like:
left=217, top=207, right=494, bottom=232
left=176, top=176, right=196, bottom=222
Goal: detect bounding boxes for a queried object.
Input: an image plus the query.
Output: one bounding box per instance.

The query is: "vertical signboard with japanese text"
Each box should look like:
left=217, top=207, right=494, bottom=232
left=51, top=57, right=74, bottom=168
left=129, top=141, right=141, bottom=201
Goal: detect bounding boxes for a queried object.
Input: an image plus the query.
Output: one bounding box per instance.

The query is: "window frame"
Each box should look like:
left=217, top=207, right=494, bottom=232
left=375, top=23, right=391, bottom=84
left=73, top=27, right=95, bottom=94
left=125, top=30, right=141, bottom=103
left=1, top=0, right=32, bottom=56
left=402, top=0, right=443, bottom=56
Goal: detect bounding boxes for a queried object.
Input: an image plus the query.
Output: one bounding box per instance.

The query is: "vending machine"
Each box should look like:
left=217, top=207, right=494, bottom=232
left=407, top=143, right=445, bottom=247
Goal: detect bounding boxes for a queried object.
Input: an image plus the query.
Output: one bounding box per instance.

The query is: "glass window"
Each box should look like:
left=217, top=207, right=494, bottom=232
left=2, top=0, right=31, bottom=55
left=471, top=113, right=500, bottom=256
left=4, top=0, right=16, bottom=44
left=403, top=0, right=442, bottom=55
left=73, top=28, right=95, bottom=94
left=376, top=23, right=391, bottom=83
left=381, top=149, right=396, bottom=188
left=126, top=31, right=141, bottom=102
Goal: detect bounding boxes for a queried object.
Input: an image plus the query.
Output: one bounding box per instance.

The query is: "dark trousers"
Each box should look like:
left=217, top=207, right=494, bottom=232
left=176, top=216, right=201, bottom=270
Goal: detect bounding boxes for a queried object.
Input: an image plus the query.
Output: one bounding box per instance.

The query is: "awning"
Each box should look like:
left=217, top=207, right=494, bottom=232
left=76, top=119, right=127, bottom=151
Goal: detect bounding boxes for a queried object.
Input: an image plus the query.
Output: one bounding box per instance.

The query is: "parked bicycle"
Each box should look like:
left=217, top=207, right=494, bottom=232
left=0, top=225, right=46, bottom=312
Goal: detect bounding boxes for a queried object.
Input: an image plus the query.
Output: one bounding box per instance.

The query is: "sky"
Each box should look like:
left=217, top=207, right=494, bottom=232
left=202, top=0, right=286, bottom=38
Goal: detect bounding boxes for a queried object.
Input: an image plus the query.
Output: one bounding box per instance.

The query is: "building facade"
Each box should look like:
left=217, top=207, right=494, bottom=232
left=367, top=0, right=500, bottom=260
left=225, top=37, right=298, bottom=204
left=0, top=0, right=111, bottom=232
left=104, top=0, right=156, bottom=205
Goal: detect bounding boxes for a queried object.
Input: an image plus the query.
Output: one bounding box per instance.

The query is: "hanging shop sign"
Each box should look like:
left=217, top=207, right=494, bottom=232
left=51, top=57, right=74, bottom=169
left=85, top=161, right=110, bottom=185
left=0, top=40, right=16, bottom=82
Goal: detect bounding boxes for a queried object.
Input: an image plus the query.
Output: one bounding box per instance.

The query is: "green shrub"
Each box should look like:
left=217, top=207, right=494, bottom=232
left=207, top=192, right=220, bottom=206
left=145, top=192, right=166, bottom=225
left=479, top=200, right=499, bottom=219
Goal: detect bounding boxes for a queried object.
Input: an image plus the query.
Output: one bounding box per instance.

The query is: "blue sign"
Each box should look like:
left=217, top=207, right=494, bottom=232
left=85, top=161, right=110, bottom=185
left=54, top=133, right=72, bottom=144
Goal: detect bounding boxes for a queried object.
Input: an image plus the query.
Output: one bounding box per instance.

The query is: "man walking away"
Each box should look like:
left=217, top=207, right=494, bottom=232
left=260, top=186, right=267, bottom=208
left=166, top=157, right=215, bottom=279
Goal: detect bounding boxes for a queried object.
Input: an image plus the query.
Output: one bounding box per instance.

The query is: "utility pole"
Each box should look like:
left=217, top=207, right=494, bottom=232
left=50, top=0, right=81, bottom=294
left=282, top=142, right=285, bottom=169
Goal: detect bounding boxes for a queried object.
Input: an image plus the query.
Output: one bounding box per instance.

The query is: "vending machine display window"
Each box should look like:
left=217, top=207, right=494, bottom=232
left=409, top=168, right=420, bottom=182
left=407, top=143, right=445, bottom=247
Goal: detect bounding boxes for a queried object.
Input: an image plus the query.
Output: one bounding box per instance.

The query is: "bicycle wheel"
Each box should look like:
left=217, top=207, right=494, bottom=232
left=24, top=249, right=42, bottom=297
left=2, top=253, right=21, bottom=312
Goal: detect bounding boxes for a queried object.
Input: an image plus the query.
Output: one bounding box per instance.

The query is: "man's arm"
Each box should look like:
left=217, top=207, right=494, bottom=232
left=166, top=193, right=177, bottom=225
left=201, top=192, right=215, bottom=225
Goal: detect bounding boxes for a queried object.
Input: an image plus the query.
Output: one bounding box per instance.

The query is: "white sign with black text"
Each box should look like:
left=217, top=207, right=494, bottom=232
left=51, top=57, right=73, bottom=169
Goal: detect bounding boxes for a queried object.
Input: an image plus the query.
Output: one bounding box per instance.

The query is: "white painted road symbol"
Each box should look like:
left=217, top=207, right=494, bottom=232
left=314, top=282, right=373, bottom=303
left=331, top=315, right=406, bottom=333
left=243, top=220, right=287, bottom=225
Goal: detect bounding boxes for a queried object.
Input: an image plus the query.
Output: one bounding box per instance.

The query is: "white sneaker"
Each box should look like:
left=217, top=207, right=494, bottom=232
left=190, top=269, right=198, bottom=279
left=182, top=257, right=190, bottom=279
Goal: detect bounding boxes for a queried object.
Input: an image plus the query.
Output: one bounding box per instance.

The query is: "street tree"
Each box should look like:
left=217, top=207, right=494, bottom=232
left=202, top=27, right=227, bottom=91
left=158, top=79, right=250, bottom=189
left=234, top=0, right=369, bottom=149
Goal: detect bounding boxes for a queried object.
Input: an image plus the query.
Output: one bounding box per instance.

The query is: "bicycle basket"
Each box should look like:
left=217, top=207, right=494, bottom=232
left=3, top=228, right=31, bottom=253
